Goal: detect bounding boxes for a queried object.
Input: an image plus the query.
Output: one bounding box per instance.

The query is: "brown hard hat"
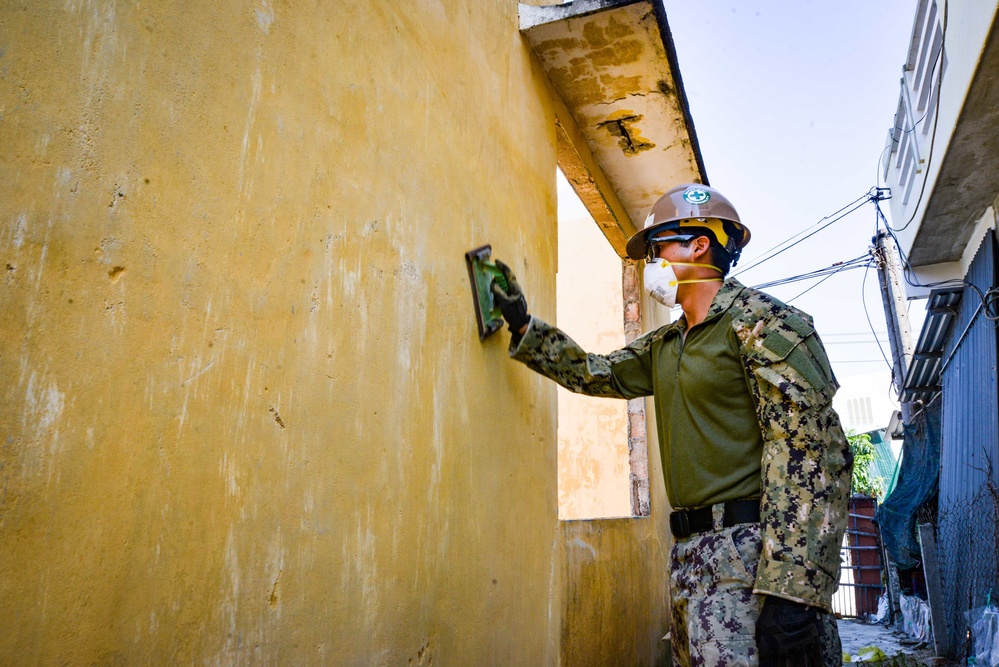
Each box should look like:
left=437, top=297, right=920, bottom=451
left=626, top=184, right=751, bottom=262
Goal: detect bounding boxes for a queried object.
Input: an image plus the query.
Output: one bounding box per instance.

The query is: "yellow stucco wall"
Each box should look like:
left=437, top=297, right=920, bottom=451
left=560, top=517, right=671, bottom=665
left=0, top=2, right=676, bottom=664
left=554, top=224, right=674, bottom=663
left=555, top=210, right=630, bottom=520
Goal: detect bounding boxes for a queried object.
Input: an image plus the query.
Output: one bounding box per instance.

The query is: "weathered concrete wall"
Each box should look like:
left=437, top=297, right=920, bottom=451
left=0, top=1, right=564, bottom=663
left=0, top=1, right=684, bottom=664
left=556, top=210, right=629, bottom=520
left=559, top=513, right=671, bottom=666
left=551, top=208, right=673, bottom=665
left=557, top=282, right=675, bottom=665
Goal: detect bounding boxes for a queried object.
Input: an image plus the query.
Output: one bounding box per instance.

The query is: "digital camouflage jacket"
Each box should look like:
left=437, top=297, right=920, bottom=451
left=509, top=278, right=853, bottom=610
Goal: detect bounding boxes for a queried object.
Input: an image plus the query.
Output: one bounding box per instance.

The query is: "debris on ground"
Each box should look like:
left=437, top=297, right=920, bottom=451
left=838, top=618, right=945, bottom=665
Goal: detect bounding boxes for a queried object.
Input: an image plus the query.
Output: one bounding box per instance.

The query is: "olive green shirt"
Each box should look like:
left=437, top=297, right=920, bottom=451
left=511, top=298, right=763, bottom=509
left=509, top=279, right=853, bottom=611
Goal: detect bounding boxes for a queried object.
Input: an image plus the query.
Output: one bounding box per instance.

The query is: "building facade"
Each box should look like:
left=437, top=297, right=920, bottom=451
left=881, top=0, right=999, bottom=656
left=0, top=1, right=705, bottom=663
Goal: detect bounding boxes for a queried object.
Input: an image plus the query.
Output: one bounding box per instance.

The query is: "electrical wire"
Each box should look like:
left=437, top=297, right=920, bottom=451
left=964, top=282, right=999, bottom=322
left=785, top=259, right=868, bottom=304
left=742, top=191, right=870, bottom=265
left=878, top=106, right=932, bottom=190
left=873, top=203, right=999, bottom=323
left=824, top=341, right=892, bottom=346
left=832, top=359, right=895, bottom=364
left=873, top=168, right=999, bottom=323
left=732, top=191, right=873, bottom=278
left=860, top=260, right=896, bottom=375
left=751, top=255, right=871, bottom=291
left=874, top=199, right=963, bottom=291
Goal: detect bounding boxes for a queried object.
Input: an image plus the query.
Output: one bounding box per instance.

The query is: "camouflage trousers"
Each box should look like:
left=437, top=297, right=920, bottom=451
left=669, top=510, right=842, bottom=667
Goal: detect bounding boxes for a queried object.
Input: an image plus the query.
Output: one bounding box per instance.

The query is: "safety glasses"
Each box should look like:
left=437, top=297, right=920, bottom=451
left=644, top=234, right=697, bottom=262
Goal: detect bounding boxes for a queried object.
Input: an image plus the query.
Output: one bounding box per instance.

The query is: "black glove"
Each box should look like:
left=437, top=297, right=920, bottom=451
left=755, top=596, right=824, bottom=667
left=490, top=259, right=530, bottom=334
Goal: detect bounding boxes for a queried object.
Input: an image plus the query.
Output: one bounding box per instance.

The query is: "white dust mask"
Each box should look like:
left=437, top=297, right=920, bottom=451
left=643, top=259, right=723, bottom=308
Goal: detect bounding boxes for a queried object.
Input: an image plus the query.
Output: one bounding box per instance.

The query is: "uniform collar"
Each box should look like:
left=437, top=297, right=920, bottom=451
left=704, top=278, right=748, bottom=319
left=665, top=278, right=747, bottom=336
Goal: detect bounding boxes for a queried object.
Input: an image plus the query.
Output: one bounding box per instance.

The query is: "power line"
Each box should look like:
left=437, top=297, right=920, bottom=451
left=825, top=343, right=892, bottom=347
left=830, top=359, right=896, bottom=364
left=732, top=191, right=874, bottom=278
left=751, top=255, right=871, bottom=291
left=861, top=261, right=895, bottom=376
left=874, top=200, right=963, bottom=291
left=786, top=260, right=864, bottom=304
left=874, top=194, right=999, bottom=323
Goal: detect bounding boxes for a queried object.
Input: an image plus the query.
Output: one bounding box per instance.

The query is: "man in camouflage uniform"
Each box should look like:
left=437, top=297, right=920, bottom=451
left=492, top=184, right=853, bottom=667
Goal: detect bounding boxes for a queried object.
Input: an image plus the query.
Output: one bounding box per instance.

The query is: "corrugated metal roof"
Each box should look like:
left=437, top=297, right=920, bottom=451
left=900, top=287, right=963, bottom=402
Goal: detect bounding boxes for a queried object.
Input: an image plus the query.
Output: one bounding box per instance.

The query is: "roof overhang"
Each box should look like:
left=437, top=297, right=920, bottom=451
left=520, top=0, right=707, bottom=257
left=908, top=10, right=999, bottom=267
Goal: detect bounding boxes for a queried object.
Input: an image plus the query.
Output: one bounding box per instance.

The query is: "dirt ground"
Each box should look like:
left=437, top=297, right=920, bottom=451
left=838, top=618, right=953, bottom=666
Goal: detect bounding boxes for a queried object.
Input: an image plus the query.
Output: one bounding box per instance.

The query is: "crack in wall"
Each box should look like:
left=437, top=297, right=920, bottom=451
left=597, top=114, right=655, bottom=155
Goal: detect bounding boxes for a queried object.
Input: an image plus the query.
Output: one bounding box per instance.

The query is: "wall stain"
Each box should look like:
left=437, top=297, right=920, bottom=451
left=268, top=406, right=285, bottom=429
left=268, top=570, right=281, bottom=608
left=408, top=639, right=433, bottom=665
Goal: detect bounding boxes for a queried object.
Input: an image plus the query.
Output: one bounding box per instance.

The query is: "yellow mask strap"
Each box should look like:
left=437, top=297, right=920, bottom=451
left=674, top=277, right=724, bottom=285
left=655, top=260, right=724, bottom=273
left=656, top=260, right=724, bottom=286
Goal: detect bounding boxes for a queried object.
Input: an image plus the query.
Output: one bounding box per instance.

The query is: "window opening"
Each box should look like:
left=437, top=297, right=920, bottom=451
left=555, top=168, right=648, bottom=519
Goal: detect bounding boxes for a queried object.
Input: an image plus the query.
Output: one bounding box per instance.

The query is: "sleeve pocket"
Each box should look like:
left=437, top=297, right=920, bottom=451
left=748, top=317, right=834, bottom=409
left=756, top=363, right=830, bottom=409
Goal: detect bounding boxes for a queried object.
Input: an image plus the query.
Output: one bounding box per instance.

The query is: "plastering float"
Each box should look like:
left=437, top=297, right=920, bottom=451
left=464, top=244, right=507, bottom=340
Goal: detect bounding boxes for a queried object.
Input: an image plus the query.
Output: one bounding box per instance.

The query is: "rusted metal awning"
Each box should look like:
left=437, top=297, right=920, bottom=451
left=520, top=0, right=707, bottom=257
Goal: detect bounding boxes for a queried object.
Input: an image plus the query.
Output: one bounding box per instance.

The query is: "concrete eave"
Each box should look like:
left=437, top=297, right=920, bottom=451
left=909, top=10, right=999, bottom=267
left=520, top=0, right=707, bottom=257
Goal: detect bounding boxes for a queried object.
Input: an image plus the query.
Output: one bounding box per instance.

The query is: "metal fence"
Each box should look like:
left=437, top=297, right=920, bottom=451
left=834, top=497, right=884, bottom=619
left=935, top=230, right=999, bottom=659
left=936, top=479, right=999, bottom=657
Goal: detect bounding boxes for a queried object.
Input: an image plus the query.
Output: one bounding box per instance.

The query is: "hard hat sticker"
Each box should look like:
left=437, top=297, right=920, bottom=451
left=682, top=188, right=711, bottom=205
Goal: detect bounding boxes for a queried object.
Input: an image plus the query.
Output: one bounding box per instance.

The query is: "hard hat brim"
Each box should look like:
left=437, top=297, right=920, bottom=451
left=626, top=225, right=662, bottom=260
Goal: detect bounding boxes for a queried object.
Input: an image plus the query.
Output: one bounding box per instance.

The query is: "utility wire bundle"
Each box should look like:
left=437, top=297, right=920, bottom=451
left=733, top=189, right=877, bottom=279
left=752, top=255, right=872, bottom=300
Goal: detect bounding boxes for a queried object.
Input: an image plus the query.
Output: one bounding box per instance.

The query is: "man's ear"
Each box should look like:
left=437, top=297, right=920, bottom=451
left=691, top=235, right=712, bottom=259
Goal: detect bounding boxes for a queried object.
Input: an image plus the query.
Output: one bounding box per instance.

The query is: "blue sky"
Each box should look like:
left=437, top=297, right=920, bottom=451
left=561, top=0, right=921, bottom=391
left=665, top=0, right=919, bottom=383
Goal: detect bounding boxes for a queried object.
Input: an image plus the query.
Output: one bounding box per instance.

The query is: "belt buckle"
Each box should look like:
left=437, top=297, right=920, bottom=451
left=669, top=510, right=690, bottom=538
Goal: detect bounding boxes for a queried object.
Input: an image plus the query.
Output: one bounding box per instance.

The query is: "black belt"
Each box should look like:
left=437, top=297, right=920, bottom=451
left=669, top=499, right=760, bottom=539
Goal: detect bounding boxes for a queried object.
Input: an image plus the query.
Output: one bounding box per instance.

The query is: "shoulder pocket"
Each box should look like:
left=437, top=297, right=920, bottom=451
left=749, top=315, right=835, bottom=409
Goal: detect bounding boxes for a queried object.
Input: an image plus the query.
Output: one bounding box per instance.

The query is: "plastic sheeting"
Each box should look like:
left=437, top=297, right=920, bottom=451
left=871, top=591, right=890, bottom=623
left=900, top=594, right=933, bottom=643
left=966, top=603, right=999, bottom=667
left=876, top=405, right=941, bottom=570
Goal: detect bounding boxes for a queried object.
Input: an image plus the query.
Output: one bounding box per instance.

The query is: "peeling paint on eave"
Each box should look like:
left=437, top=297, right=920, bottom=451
left=520, top=0, right=705, bottom=251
